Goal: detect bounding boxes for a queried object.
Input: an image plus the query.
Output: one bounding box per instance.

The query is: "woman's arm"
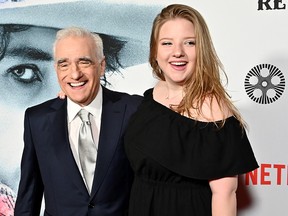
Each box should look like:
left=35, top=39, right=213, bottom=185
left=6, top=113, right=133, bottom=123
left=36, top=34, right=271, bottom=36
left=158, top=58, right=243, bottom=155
left=209, top=176, right=238, bottom=216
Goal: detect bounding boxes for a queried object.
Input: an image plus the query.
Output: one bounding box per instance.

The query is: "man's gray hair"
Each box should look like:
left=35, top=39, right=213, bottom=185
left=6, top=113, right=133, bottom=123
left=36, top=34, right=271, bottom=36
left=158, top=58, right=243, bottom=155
left=53, top=26, right=104, bottom=62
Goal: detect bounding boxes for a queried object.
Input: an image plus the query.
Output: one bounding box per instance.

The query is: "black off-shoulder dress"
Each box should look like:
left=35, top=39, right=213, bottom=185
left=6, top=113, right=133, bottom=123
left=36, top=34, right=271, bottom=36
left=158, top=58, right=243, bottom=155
left=124, top=88, right=258, bottom=216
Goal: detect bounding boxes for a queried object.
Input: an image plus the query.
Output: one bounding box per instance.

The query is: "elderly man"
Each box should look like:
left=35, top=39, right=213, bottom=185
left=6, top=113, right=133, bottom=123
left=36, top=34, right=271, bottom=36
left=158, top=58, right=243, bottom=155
left=14, top=26, right=142, bottom=216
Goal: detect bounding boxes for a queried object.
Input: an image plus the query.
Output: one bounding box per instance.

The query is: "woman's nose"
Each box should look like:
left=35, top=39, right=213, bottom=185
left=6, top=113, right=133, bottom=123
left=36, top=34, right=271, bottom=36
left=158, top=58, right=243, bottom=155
left=173, top=45, right=184, bottom=57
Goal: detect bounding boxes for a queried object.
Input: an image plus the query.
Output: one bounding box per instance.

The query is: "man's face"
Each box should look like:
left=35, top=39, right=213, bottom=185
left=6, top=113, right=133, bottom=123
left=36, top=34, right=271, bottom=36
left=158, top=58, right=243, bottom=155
left=0, top=26, right=59, bottom=107
left=54, top=36, right=105, bottom=106
left=0, top=26, right=59, bottom=193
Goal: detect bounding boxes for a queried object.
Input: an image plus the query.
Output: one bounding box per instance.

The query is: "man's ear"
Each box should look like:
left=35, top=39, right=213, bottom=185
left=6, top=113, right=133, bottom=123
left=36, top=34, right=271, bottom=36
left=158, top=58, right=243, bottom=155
left=100, top=57, right=106, bottom=76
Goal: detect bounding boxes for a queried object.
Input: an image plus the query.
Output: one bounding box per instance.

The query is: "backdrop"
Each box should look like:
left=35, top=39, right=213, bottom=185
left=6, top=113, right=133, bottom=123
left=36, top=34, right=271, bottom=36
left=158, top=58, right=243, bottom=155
left=0, top=0, right=287, bottom=215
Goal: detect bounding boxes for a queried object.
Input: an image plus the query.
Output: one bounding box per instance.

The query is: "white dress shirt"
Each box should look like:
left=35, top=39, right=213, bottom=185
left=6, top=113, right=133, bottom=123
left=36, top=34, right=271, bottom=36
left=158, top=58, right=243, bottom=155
left=67, top=86, right=103, bottom=178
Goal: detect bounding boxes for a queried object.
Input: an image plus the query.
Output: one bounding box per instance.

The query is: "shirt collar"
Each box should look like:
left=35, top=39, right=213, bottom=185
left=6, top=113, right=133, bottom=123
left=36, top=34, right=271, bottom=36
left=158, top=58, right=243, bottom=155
left=67, top=85, right=103, bottom=123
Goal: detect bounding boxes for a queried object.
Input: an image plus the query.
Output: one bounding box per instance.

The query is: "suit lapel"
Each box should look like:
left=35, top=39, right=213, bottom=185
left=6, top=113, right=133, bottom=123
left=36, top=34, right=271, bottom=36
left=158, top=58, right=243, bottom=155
left=47, top=89, right=127, bottom=197
left=90, top=88, right=126, bottom=198
left=48, top=98, right=87, bottom=193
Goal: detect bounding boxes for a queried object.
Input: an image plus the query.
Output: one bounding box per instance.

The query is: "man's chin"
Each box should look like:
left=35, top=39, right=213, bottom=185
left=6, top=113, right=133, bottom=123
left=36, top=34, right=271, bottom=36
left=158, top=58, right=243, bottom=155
left=0, top=183, right=16, bottom=215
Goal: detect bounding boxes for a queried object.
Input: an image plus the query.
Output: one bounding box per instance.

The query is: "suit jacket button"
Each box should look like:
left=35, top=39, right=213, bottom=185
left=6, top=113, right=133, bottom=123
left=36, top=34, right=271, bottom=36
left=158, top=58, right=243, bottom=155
left=88, top=203, right=95, bottom=208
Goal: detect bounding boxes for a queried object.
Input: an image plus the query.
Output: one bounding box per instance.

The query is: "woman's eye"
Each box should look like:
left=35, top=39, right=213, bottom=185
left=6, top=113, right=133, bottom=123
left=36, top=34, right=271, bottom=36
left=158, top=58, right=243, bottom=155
left=6, top=64, right=42, bottom=83
left=185, top=40, right=196, bottom=46
left=161, top=41, right=172, bottom=46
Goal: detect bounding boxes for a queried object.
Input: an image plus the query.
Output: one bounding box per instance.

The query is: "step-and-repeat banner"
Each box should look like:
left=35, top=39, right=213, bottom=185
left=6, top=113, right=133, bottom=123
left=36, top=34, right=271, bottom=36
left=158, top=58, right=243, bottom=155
left=0, top=0, right=287, bottom=215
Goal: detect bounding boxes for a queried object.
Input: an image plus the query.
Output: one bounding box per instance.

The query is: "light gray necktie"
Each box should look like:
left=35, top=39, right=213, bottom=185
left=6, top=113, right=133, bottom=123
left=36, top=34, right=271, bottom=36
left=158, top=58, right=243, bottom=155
left=78, top=109, right=97, bottom=194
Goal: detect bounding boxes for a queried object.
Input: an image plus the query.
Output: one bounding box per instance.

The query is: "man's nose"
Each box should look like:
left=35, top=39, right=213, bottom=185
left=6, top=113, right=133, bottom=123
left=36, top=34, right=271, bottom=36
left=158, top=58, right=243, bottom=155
left=70, top=62, right=83, bottom=79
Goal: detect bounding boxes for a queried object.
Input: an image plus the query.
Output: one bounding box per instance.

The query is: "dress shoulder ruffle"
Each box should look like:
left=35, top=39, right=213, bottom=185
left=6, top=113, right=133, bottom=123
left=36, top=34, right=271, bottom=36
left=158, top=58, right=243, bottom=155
left=125, top=88, right=259, bottom=179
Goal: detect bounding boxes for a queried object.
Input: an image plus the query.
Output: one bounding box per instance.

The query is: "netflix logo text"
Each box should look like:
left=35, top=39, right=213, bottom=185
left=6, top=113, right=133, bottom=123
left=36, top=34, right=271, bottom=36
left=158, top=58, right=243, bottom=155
left=245, top=163, right=288, bottom=185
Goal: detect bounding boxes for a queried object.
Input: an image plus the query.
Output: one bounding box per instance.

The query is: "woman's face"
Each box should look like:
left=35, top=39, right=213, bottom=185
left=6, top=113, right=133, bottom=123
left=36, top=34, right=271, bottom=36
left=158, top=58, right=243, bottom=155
left=0, top=26, right=59, bottom=192
left=156, top=18, right=196, bottom=86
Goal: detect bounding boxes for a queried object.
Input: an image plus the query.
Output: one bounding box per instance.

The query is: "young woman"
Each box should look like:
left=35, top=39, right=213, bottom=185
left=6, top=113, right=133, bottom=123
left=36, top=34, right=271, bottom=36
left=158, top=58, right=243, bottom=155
left=124, top=4, right=258, bottom=216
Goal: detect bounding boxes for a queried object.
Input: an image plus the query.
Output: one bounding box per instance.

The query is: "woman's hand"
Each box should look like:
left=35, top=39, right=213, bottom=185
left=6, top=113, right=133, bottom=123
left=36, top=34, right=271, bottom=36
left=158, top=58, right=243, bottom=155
left=58, top=90, right=66, bottom=99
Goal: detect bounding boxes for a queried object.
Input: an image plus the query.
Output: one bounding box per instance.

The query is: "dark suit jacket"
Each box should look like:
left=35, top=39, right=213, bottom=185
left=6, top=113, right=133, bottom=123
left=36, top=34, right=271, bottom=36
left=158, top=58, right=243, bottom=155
left=14, top=87, right=142, bottom=216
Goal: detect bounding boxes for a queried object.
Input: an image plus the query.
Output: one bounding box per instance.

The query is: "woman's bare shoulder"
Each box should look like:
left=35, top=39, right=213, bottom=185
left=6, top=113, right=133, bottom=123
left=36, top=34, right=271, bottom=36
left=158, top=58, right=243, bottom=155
left=197, top=95, right=232, bottom=122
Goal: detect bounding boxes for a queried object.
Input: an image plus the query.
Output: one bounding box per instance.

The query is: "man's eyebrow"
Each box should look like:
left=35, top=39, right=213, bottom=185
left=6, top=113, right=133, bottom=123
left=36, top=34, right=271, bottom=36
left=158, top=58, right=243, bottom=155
left=56, top=58, right=68, bottom=64
left=78, top=57, right=93, bottom=61
left=7, top=46, right=53, bottom=61
left=56, top=57, right=93, bottom=64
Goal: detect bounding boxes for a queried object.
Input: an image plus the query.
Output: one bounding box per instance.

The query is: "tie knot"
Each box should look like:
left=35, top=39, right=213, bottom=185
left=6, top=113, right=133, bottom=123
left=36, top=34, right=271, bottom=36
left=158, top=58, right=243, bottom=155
left=78, top=109, right=90, bottom=123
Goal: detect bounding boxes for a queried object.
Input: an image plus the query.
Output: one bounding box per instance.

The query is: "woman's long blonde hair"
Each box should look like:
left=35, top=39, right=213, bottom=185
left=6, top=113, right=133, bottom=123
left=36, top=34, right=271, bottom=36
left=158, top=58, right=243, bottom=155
left=149, top=4, right=245, bottom=128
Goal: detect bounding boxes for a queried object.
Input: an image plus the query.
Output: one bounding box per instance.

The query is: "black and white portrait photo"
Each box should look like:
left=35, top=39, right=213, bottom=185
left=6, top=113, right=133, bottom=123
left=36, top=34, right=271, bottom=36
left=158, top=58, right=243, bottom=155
left=0, top=1, right=160, bottom=214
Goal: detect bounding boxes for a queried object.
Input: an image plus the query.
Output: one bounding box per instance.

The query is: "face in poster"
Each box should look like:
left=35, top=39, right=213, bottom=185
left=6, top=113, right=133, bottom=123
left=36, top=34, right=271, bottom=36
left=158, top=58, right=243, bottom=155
left=0, top=0, right=161, bottom=214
